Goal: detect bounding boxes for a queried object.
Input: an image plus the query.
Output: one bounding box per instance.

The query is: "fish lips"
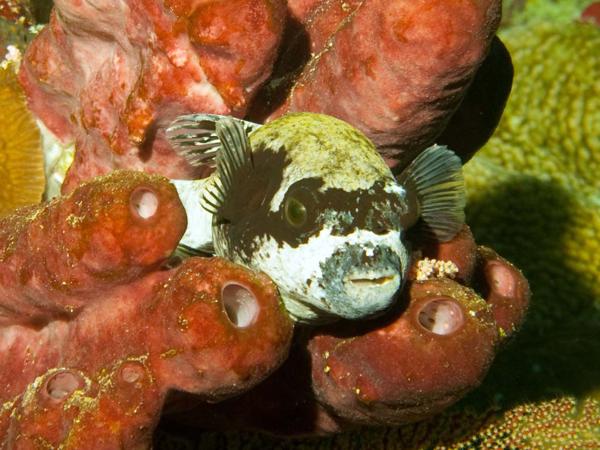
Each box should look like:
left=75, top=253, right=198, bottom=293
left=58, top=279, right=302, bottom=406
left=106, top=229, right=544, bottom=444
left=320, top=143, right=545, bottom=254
left=318, top=244, right=404, bottom=320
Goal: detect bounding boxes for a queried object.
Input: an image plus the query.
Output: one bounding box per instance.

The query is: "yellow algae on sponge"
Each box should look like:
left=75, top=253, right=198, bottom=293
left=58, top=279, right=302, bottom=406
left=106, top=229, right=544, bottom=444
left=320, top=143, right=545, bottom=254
left=0, top=66, right=43, bottom=217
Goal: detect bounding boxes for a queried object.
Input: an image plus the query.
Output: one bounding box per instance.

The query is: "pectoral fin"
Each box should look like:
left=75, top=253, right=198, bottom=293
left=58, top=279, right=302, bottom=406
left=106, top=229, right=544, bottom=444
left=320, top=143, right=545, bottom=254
left=397, top=144, right=465, bottom=242
left=166, top=113, right=260, bottom=169
left=167, top=114, right=258, bottom=217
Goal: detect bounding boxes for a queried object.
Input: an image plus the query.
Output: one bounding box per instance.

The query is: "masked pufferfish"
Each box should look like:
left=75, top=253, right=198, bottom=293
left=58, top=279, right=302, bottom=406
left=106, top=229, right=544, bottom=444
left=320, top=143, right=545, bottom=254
left=167, top=112, right=465, bottom=324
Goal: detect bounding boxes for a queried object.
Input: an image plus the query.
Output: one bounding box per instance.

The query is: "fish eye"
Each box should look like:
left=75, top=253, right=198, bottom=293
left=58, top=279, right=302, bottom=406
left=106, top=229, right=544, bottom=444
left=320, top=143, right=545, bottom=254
left=284, top=197, right=307, bottom=227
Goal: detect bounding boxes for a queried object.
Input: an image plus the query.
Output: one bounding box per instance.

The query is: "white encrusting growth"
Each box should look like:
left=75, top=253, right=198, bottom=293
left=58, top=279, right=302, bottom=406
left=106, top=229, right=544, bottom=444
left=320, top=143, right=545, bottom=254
left=415, top=258, right=459, bottom=281
left=166, top=42, right=189, bottom=68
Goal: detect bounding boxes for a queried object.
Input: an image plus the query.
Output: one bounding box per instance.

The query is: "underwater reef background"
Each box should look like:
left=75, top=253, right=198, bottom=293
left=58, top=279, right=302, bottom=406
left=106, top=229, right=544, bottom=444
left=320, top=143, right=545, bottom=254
left=155, top=0, right=600, bottom=448
left=0, top=0, right=597, bottom=447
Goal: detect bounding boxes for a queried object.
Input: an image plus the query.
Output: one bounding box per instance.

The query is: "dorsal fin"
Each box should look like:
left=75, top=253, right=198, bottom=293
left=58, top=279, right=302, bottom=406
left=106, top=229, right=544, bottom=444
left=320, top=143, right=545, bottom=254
left=201, top=117, right=254, bottom=216
left=166, top=113, right=260, bottom=169
left=397, top=144, right=465, bottom=242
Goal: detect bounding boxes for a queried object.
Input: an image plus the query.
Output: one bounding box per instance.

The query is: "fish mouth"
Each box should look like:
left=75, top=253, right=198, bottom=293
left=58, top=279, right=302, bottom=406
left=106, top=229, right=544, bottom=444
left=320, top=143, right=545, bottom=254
left=318, top=244, right=404, bottom=320
left=340, top=270, right=402, bottom=318
left=343, top=271, right=401, bottom=297
left=346, top=274, right=398, bottom=288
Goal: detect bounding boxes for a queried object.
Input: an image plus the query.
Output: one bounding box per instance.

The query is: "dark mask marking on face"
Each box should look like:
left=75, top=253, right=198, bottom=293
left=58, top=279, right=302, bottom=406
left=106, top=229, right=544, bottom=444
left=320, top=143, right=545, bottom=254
left=212, top=143, right=290, bottom=261
left=305, top=181, right=407, bottom=237
left=215, top=143, right=287, bottom=226
left=213, top=144, right=408, bottom=263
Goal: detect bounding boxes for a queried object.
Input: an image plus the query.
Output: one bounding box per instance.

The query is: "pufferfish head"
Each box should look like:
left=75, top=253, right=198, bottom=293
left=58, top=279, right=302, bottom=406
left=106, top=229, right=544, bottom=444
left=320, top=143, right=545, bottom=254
left=207, top=113, right=410, bottom=323
left=167, top=112, right=465, bottom=324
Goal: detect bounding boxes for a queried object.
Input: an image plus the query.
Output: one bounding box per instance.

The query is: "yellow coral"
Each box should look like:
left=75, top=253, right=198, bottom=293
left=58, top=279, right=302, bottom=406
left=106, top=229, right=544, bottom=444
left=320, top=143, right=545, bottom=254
left=0, top=66, right=44, bottom=217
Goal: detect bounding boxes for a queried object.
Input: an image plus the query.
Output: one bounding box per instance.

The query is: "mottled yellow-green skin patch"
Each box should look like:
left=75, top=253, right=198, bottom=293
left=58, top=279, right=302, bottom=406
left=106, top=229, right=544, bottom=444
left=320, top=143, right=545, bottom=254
left=249, top=113, right=393, bottom=193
